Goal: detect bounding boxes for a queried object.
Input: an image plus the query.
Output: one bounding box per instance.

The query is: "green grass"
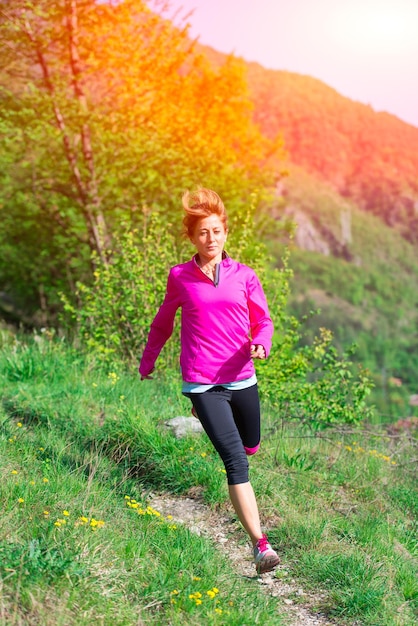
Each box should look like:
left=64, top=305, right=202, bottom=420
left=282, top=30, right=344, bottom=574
left=1, top=330, right=417, bottom=625
left=0, top=344, right=280, bottom=625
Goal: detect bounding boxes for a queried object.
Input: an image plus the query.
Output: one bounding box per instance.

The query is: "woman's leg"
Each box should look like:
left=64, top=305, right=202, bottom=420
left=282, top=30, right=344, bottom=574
left=188, top=386, right=279, bottom=572
left=228, top=481, right=262, bottom=547
left=189, top=387, right=250, bottom=486
left=190, top=386, right=262, bottom=542
left=229, top=384, right=261, bottom=453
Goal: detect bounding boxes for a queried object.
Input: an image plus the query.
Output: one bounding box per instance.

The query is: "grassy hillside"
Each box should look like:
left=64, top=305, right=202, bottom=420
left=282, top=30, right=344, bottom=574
left=266, top=167, right=418, bottom=419
left=1, top=330, right=417, bottom=625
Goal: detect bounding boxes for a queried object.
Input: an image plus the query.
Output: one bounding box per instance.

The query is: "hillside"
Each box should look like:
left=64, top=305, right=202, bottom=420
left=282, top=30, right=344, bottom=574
left=198, top=44, right=418, bottom=243
left=267, top=166, right=418, bottom=418
left=1, top=333, right=417, bottom=625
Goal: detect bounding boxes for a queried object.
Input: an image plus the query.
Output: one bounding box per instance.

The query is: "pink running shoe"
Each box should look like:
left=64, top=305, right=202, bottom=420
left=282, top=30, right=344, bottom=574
left=254, top=534, right=280, bottom=574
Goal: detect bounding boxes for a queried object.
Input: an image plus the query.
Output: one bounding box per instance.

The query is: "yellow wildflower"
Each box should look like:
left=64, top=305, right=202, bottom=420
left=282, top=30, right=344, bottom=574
left=193, top=576, right=201, bottom=581
left=189, top=592, right=202, bottom=600
left=63, top=510, right=70, bottom=516
left=201, top=452, right=207, bottom=458
left=17, top=422, right=23, bottom=428
left=11, top=470, right=18, bottom=475
left=18, top=498, right=24, bottom=503
left=29, top=480, right=35, bottom=485
left=207, top=590, right=216, bottom=599
left=195, top=599, right=202, bottom=605
left=43, top=510, right=50, bottom=516
left=90, top=518, right=105, bottom=529
left=42, top=477, right=49, bottom=483
left=215, top=608, right=223, bottom=614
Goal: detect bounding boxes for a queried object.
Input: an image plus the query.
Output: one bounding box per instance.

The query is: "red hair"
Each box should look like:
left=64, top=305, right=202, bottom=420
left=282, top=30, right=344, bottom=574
left=182, top=188, right=228, bottom=237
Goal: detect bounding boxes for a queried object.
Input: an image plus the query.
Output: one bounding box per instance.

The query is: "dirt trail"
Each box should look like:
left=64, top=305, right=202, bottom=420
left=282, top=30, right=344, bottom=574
left=149, top=493, right=337, bottom=626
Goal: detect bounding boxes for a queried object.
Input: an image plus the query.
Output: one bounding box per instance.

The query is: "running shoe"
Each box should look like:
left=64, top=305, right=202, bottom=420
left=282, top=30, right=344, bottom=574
left=254, top=534, right=280, bottom=574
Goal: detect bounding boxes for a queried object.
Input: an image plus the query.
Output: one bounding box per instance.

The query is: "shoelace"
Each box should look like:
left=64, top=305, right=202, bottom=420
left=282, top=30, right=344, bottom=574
left=256, top=534, right=270, bottom=553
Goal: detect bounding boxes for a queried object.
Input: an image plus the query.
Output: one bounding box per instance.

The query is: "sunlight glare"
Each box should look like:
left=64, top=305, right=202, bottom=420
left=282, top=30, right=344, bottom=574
left=331, top=1, right=416, bottom=56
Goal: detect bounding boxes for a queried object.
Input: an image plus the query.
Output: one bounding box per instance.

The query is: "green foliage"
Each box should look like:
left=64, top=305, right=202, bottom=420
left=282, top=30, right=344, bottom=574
left=273, top=167, right=418, bottom=418
left=61, top=213, right=182, bottom=362
left=65, top=189, right=373, bottom=427
left=0, top=538, right=86, bottom=584
left=0, top=0, right=278, bottom=320
left=257, top=248, right=374, bottom=428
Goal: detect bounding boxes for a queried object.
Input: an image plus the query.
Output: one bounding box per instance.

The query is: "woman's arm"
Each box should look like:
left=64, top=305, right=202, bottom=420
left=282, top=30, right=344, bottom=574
left=247, top=271, right=274, bottom=358
left=139, top=269, right=180, bottom=378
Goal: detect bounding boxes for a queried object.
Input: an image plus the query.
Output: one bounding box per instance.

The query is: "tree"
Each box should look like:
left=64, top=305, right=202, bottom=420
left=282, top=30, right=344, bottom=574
left=0, top=1, right=279, bottom=319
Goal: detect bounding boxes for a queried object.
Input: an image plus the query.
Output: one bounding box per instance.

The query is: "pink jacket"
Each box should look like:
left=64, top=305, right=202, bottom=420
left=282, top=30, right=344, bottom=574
left=139, top=255, right=273, bottom=384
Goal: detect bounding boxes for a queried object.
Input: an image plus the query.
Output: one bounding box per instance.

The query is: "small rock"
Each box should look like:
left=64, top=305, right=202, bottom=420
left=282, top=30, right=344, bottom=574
left=164, top=416, right=204, bottom=438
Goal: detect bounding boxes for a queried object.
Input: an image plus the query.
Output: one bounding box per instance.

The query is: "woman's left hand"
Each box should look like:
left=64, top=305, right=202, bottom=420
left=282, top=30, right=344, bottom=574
left=250, top=344, right=266, bottom=360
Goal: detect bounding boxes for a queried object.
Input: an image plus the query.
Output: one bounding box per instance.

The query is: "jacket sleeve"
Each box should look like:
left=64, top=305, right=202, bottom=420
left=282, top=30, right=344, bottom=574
left=247, top=270, right=274, bottom=357
left=139, top=268, right=181, bottom=377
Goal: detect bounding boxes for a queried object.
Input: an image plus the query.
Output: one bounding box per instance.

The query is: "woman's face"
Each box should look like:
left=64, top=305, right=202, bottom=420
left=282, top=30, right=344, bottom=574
left=190, top=214, right=227, bottom=264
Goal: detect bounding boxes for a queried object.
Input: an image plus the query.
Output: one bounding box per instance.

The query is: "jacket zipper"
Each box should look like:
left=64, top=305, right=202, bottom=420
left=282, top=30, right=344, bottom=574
left=214, top=263, right=220, bottom=287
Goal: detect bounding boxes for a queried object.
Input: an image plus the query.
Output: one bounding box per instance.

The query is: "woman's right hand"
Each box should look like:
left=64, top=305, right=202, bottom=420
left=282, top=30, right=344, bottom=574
left=139, top=366, right=154, bottom=380
left=250, top=344, right=266, bottom=359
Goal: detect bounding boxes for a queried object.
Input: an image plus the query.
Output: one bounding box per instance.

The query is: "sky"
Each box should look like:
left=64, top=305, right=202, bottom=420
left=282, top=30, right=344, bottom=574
left=164, top=0, right=418, bottom=128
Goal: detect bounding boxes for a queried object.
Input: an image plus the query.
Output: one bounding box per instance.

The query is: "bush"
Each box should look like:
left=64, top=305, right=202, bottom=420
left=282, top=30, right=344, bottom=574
left=65, top=199, right=374, bottom=427
left=61, top=213, right=181, bottom=364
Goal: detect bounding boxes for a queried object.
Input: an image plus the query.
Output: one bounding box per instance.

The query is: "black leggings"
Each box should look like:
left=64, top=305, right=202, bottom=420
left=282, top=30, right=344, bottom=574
left=184, top=384, right=261, bottom=485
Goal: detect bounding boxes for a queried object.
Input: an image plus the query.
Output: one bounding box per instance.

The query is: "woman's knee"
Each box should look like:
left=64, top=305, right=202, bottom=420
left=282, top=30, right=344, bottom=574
left=244, top=443, right=260, bottom=456
left=223, top=452, right=249, bottom=484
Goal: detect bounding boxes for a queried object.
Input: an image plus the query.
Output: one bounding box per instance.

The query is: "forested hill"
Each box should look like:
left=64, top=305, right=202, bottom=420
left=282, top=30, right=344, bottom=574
left=199, top=44, right=418, bottom=243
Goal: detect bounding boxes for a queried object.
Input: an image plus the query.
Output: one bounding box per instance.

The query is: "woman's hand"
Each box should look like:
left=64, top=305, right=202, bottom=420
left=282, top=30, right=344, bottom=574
left=139, top=366, right=154, bottom=380
left=250, top=344, right=266, bottom=360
